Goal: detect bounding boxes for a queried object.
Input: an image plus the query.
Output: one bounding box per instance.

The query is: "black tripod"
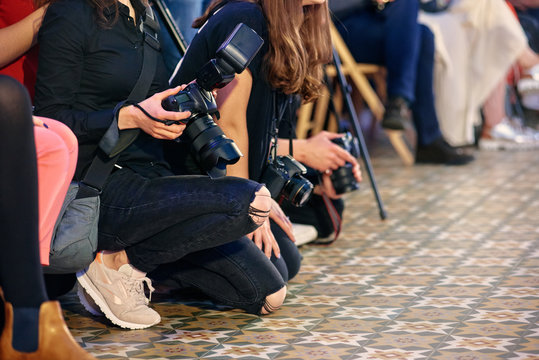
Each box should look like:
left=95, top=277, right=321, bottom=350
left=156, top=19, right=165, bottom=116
left=329, top=48, right=387, bottom=220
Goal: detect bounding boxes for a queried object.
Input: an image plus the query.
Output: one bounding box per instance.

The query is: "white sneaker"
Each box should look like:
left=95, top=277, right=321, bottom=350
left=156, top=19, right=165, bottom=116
left=76, top=253, right=161, bottom=329
left=517, top=64, right=539, bottom=111
left=292, top=223, right=318, bottom=246
left=479, top=118, right=539, bottom=151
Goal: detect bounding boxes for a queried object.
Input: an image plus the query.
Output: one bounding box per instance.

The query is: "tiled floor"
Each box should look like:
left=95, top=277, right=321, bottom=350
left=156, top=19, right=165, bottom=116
left=61, top=139, right=539, bottom=360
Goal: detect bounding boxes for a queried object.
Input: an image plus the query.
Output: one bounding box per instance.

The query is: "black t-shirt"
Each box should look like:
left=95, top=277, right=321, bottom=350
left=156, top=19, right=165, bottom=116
left=170, top=2, right=273, bottom=182
left=34, top=0, right=172, bottom=180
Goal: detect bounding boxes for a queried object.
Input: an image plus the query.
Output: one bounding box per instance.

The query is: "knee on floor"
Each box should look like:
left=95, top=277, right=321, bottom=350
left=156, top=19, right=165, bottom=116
left=260, top=285, right=287, bottom=315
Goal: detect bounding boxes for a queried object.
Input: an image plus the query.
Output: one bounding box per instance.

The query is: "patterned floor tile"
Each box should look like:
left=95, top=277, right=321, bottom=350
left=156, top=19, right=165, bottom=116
left=275, top=343, right=360, bottom=360
left=203, top=343, right=288, bottom=359
left=441, top=335, right=518, bottom=352
left=365, top=332, right=445, bottom=351
left=429, top=349, right=508, bottom=360
left=397, top=307, right=470, bottom=323
left=57, top=142, right=539, bottom=359
left=359, top=347, right=431, bottom=360
left=453, top=322, right=530, bottom=338
left=410, top=297, right=478, bottom=309
left=384, top=321, right=454, bottom=335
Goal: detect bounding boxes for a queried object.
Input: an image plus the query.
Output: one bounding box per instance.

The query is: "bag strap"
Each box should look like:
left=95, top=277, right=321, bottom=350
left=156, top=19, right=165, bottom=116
left=319, top=192, right=342, bottom=245
left=77, top=6, right=161, bottom=199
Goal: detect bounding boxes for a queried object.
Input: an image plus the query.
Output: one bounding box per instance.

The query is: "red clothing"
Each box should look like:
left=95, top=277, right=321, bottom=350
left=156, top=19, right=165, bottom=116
left=0, top=0, right=39, bottom=100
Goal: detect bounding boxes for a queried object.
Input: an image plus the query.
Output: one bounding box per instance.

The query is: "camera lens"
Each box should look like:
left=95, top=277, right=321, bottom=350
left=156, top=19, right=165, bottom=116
left=184, top=115, right=242, bottom=178
left=330, top=163, right=359, bottom=195
left=282, top=175, right=314, bottom=207
left=329, top=132, right=360, bottom=195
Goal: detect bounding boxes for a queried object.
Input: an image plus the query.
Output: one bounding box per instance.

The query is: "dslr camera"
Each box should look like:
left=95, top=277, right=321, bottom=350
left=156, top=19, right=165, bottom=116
left=327, top=132, right=360, bottom=195
left=162, top=23, right=264, bottom=178
left=260, top=155, right=314, bottom=207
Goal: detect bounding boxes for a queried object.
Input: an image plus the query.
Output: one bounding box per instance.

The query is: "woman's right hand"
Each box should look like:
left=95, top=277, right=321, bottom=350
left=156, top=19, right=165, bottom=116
left=295, top=131, right=358, bottom=173
left=118, top=86, right=191, bottom=140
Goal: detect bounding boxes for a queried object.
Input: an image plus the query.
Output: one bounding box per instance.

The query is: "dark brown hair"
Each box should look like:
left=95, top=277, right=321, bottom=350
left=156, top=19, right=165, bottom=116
left=194, top=0, right=332, bottom=102
left=81, top=0, right=148, bottom=28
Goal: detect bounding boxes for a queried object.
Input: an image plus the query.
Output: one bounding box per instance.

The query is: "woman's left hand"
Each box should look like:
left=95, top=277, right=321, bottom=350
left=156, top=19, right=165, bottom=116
left=250, top=219, right=280, bottom=259
left=269, top=198, right=295, bottom=242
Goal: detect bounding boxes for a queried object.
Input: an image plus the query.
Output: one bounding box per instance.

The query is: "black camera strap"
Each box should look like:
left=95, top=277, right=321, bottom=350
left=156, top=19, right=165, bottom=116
left=268, top=91, right=294, bottom=164
left=77, top=6, right=160, bottom=199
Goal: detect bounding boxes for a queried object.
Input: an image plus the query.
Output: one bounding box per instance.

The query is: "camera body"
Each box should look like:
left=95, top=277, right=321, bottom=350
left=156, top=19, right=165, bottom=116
left=162, top=82, right=218, bottom=116
left=329, top=132, right=360, bottom=195
left=162, top=23, right=264, bottom=178
left=261, top=155, right=314, bottom=207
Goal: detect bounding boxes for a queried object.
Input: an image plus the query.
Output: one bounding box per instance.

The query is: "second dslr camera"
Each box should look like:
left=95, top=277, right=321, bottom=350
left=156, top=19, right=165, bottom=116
left=327, top=132, right=360, bottom=195
left=260, top=155, right=314, bottom=207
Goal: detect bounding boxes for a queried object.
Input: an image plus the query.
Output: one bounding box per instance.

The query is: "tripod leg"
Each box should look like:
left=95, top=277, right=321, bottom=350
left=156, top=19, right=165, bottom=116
left=331, top=48, right=387, bottom=220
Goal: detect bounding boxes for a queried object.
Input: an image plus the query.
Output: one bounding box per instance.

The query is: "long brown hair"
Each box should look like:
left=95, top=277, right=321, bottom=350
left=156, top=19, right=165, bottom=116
left=32, top=0, right=116, bottom=26
left=70, top=0, right=148, bottom=28
left=194, top=0, right=332, bottom=102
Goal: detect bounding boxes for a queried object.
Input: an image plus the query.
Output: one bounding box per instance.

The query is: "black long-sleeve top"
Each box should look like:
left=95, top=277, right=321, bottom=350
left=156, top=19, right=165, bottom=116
left=34, top=0, right=172, bottom=180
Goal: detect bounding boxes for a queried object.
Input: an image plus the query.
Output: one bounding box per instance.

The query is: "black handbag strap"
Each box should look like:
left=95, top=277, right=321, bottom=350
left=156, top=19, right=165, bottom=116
left=77, top=6, right=160, bottom=199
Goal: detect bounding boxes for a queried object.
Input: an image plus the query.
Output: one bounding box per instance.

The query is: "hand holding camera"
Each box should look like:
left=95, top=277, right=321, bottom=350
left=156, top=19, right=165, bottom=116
left=325, top=132, right=361, bottom=195
left=293, top=132, right=362, bottom=195
left=119, top=86, right=191, bottom=140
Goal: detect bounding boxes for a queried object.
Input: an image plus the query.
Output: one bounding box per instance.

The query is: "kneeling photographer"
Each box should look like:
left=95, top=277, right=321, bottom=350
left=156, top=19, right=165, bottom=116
left=164, top=0, right=342, bottom=314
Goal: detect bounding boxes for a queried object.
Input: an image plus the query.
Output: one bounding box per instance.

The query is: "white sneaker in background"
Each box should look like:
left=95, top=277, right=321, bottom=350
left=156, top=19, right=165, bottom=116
left=517, top=64, right=539, bottom=111
left=76, top=253, right=161, bottom=329
left=479, top=118, right=539, bottom=151
left=292, top=223, right=318, bottom=246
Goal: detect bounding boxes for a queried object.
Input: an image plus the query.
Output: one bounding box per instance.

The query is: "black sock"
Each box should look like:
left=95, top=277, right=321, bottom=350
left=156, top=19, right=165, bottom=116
left=12, top=307, right=40, bottom=352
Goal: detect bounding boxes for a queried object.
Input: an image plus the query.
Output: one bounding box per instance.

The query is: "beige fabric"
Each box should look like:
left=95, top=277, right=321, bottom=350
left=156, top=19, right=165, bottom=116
left=419, top=0, right=527, bottom=146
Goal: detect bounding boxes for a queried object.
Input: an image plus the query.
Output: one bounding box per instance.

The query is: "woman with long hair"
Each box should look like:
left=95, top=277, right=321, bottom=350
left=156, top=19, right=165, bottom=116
left=33, top=0, right=273, bottom=329
left=162, top=0, right=361, bottom=313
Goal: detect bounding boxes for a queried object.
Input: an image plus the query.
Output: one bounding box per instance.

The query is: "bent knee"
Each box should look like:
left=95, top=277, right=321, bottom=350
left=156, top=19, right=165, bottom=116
left=260, top=285, right=287, bottom=314
left=34, top=127, right=70, bottom=166
left=249, top=185, right=271, bottom=226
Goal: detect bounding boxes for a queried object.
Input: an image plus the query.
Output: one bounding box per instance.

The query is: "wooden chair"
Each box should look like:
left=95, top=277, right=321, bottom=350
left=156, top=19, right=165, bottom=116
left=296, top=20, right=415, bottom=166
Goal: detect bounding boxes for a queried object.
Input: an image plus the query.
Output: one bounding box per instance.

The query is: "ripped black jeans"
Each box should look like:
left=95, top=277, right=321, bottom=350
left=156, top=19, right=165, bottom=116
left=97, top=167, right=263, bottom=273
left=149, top=219, right=301, bottom=314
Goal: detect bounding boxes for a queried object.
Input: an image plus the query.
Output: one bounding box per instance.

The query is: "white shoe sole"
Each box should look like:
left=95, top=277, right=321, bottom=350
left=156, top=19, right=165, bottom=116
left=518, top=78, right=539, bottom=111
left=76, top=269, right=160, bottom=330
left=479, top=138, right=539, bottom=151
left=77, top=283, right=103, bottom=316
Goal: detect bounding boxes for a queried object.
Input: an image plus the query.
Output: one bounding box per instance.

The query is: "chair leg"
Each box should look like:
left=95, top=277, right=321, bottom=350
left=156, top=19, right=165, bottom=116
left=296, top=102, right=314, bottom=139
left=384, top=130, right=415, bottom=166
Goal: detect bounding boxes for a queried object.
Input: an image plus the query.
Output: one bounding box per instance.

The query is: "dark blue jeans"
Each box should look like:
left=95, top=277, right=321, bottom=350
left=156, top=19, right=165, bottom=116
left=336, top=0, right=442, bottom=146
left=149, top=222, right=299, bottom=314
left=97, top=167, right=262, bottom=273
